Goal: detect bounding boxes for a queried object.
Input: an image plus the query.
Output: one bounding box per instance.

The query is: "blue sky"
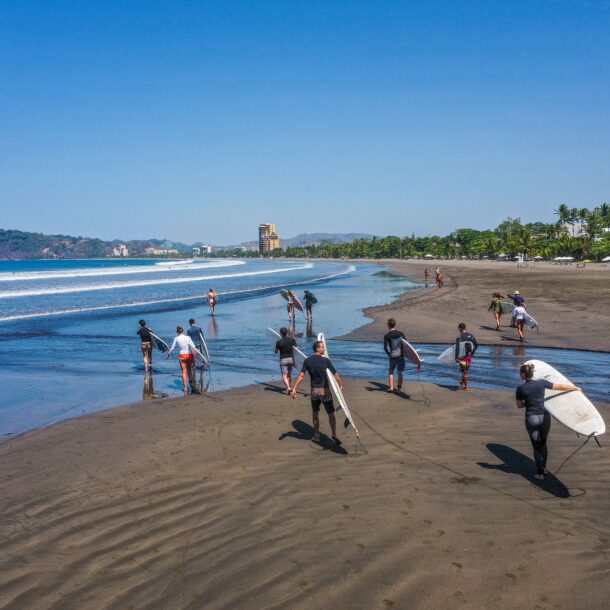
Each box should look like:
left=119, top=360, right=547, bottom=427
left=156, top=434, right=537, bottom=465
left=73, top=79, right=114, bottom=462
left=1, top=1, right=608, bottom=245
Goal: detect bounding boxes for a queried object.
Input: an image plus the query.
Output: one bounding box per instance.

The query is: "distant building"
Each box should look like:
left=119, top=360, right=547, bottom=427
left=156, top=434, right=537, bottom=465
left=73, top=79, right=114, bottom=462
left=193, top=245, right=213, bottom=256
left=259, top=224, right=281, bottom=253
left=112, top=244, right=129, bottom=257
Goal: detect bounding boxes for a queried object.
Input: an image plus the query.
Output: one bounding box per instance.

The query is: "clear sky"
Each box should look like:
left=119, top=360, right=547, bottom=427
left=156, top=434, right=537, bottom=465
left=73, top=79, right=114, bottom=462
left=1, top=1, right=608, bottom=245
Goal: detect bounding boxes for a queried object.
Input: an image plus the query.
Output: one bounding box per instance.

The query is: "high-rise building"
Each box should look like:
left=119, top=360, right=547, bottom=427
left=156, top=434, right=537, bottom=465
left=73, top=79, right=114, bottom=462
left=258, top=224, right=281, bottom=253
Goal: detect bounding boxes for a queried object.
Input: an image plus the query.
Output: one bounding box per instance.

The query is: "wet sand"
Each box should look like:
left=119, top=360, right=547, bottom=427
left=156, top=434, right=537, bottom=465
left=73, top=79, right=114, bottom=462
left=340, top=259, right=610, bottom=352
left=1, top=380, right=609, bottom=609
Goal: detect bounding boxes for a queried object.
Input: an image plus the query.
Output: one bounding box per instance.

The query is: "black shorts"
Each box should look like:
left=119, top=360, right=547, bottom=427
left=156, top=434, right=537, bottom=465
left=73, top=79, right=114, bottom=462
left=310, top=388, right=335, bottom=414
left=388, top=356, right=405, bottom=373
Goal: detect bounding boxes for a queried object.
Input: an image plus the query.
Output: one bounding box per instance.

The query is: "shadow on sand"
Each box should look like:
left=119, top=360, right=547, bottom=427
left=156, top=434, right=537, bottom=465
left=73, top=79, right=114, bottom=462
left=478, top=443, right=570, bottom=498
left=279, top=419, right=348, bottom=455
left=365, top=381, right=411, bottom=399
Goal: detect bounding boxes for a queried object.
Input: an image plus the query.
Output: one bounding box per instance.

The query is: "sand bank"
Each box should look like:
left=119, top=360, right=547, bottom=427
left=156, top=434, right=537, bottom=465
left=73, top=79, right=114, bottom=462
left=341, top=259, right=610, bottom=352
left=1, top=380, right=609, bottom=609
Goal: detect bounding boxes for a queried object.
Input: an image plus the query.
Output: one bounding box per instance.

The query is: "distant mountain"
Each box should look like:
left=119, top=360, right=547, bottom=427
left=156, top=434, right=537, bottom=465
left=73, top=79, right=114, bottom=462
left=281, top=233, right=376, bottom=247
left=0, top=228, right=194, bottom=259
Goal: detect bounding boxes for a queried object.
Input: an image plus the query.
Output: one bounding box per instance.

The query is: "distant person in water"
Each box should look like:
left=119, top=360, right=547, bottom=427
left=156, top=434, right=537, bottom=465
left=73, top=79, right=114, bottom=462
left=384, top=318, right=406, bottom=392
left=455, top=323, right=478, bottom=390
left=286, top=290, right=296, bottom=321
left=303, top=290, right=317, bottom=324
left=516, top=363, right=581, bottom=480
left=137, top=319, right=154, bottom=370
left=424, top=268, right=430, bottom=283
left=488, top=292, right=505, bottom=331
left=274, top=327, right=298, bottom=394
left=513, top=303, right=527, bottom=342
left=207, top=289, right=217, bottom=315
left=167, top=326, right=197, bottom=396
left=292, top=340, right=343, bottom=445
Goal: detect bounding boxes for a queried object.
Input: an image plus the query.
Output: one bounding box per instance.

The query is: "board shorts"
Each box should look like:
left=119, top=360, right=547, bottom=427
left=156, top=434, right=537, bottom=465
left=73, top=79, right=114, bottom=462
left=458, top=357, right=472, bottom=372
left=388, top=356, right=406, bottom=373
left=310, top=387, right=335, bottom=414
left=141, top=341, right=152, bottom=353
left=179, top=354, right=194, bottom=365
left=279, top=357, right=293, bottom=375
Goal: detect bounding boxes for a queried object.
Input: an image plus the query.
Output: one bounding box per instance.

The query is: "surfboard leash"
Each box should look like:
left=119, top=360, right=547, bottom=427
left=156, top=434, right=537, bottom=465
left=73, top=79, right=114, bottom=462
left=417, top=367, right=432, bottom=407
left=554, top=433, right=600, bottom=475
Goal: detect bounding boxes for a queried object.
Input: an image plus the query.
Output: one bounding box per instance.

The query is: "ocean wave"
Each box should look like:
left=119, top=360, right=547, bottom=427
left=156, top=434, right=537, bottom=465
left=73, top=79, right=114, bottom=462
left=0, top=259, right=242, bottom=282
left=0, top=265, right=355, bottom=322
left=0, top=263, right=315, bottom=299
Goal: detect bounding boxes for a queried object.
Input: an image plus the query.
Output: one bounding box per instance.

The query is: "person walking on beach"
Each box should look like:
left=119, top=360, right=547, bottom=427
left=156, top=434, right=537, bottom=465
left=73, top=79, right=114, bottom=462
left=455, top=323, right=478, bottom=390
left=384, top=318, right=406, bottom=392
left=137, top=319, right=154, bottom=370
left=516, top=363, right=581, bottom=480
left=167, top=326, right=197, bottom=396
left=507, top=290, right=524, bottom=327
left=274, top=327, right=298, bottom=394
left=436, top=271, right=443, bottom=289
left=488, top=293, right=505, bottom=331
left=303, top=290, right=317, bottom=325
left=207, top=288, right=218, bottom=316
left=513, top=303, right=527, bottom=342
left=424, top=268, right=430, bottom=283
left=186, top=318, right=204, bottom=351
left=292, top=340, right=343, bottom=445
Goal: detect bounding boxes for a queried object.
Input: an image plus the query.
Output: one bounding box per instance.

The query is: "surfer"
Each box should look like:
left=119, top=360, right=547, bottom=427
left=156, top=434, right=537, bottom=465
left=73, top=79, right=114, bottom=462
left=384, top=318, right=406, bottom=392
left=516, top=363, right=582, bottom=479
left=137, top=319, right=154, bottom=370
left=488, top=293, right=505, bottom=331
left=186, top=318, right=204, bottom=352
left=303, top=290, right=317, bottom=324
left=274, top=327, right=298, bottom=394
left=167, top=326, right=197, bottom=396
left=291, top=340, right=343, bottom=445
left=424, top=268, right=430, bottom=283
left=513, top=303, right=527, bottom=342
left=436, top=271, right=443, bottom=289
left=455, top=323, right=478, bottom=390
left=286, top=290, right=296, bottom=322
left=507, top=290, right=524, bottom=327
left=207, top=288, right=217, bottom=316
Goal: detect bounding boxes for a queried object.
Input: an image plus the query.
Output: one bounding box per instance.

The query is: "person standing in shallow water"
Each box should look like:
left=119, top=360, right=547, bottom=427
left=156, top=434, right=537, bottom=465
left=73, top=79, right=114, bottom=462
left=137, top=319, right=154, bottom=370
left=384, top=318, right=406, bottom=392
left=455, top=323, right=478, bottom=390
left=303, top=290, right=317, bottom=325
left=207, top=288, right=217, bottom=315
left=167, top=326, right=197, bottom=396
left=516, top=363, right=581, bottom=480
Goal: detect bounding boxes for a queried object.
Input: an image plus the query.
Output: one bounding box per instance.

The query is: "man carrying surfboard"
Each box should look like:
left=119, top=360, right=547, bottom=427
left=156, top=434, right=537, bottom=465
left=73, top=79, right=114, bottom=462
left=455, top=323, right=478, bottom=390
left=186, top=318, right=204, bottom=352
left=507, top=290, right=524, bottom=327
left=384, top=318, right=406, bottom=392
left=303, top=290, right=317, bottom=325
left=274, top=327, right=298, bottom=394
left=516, top=363, right=581, bottom=479
left=291, top=341, right=344, bottom=445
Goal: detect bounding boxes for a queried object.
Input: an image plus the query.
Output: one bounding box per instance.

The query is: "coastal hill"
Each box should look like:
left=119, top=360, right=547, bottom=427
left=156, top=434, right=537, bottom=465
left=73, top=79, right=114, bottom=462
left=0, top=228, right=375, bottom=259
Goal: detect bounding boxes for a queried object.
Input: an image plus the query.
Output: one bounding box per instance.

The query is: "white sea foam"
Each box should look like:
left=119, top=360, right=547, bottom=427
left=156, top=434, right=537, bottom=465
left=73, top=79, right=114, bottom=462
left=0, top=263, right=315, bottom=299
left=0, top=259, right=242, bottom=282
left=0, top=265, right=355, bottom=322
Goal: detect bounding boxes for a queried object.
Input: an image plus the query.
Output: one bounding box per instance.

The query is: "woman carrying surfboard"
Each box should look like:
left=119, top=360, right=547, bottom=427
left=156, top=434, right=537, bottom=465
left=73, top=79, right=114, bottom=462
left=516, top=363, right=581, bottom=480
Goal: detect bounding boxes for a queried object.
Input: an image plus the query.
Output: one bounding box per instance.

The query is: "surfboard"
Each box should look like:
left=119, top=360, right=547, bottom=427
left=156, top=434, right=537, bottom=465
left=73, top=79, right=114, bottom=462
left=437, top=341, right=473, bottom=364
left=198, top=332, right=211, bottom=364
left=150, top=332, right=169, bottom=353
left=401, top=338, right=423, bottom=367
left=525, top=359, right=605, bottom=437
left=280, top=289, right=290, bottom=301
left=293, top=295, right=304, bottom=312
left=267, top=328, right=305, bottom=370
left=522, top=311, right=539, bottom=330
left=317, top=332, right=360, bottom=437
left=280, top=289, right=304, bottom=312
left=500, top=301, right=515, bottom=315
left=189, top=343, right=209, bottom=369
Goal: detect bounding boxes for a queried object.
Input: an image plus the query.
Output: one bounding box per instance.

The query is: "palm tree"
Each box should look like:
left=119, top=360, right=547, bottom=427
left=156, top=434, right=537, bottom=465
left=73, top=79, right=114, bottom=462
left=554, top=203, right=570, bottom=224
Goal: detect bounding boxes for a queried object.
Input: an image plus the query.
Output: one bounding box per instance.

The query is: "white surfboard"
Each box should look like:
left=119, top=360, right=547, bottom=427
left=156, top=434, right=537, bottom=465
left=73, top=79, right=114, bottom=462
left=198, top=332, right=211, bottom=364
left=189, top=343, right=209, bottom=369
left=523, top=311, right=539, bottom=331
left=437, top=341, right=473, bottom=364
left=500, top=301, right=515, bottom=315
left=525, top=359, right=605, bottom=437
left=401, top=338, right=423, bottom=367
left=317, top=332, right=360, bottom=437
left=267, top=328, right=306, bottom=371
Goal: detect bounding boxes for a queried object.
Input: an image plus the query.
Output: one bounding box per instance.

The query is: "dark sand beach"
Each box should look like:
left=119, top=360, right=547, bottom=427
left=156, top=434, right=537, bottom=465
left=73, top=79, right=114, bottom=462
left=1, top=260, right=609, bottom=609
left=341, top=259, right=610, bottom=352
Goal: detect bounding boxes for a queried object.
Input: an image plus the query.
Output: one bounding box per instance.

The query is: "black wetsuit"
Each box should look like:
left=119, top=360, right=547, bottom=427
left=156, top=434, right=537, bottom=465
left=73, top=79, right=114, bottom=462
left=454, top=332, right=478, bottom=361
left=302, top=354, right=336, bottom=414
left=137, top=326, right=152, bottom=343
left=275, top=337, right=296, bottom=359
left=516, top=379, right=553, bottom=474
left=304, top=292, right=317, bottom=311
left=384, top=329, right=406, bottom=372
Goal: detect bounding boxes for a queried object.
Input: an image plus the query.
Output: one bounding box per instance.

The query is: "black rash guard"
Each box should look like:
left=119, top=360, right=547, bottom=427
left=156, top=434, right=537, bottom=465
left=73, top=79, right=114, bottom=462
left=302, top=354, right=337, bottom=389
left=384, top=329, right=406, bottom=358
left=276, top=337, right=297, bottom=358
left=137, top=326, right=152, bottom=343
